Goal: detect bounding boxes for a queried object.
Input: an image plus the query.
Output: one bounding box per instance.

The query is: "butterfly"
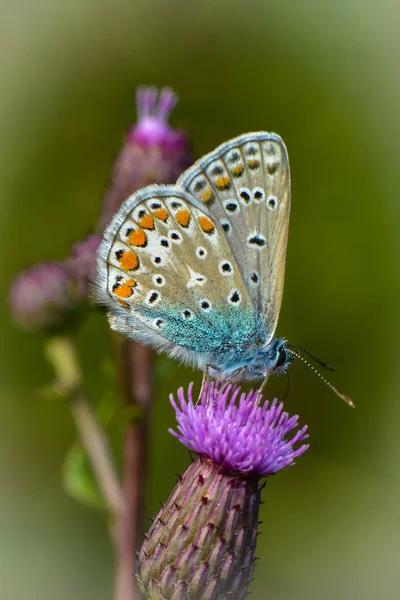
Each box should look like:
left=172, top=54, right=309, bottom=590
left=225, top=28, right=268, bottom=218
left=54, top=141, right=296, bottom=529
left=96, top=132, right=294, bottom=385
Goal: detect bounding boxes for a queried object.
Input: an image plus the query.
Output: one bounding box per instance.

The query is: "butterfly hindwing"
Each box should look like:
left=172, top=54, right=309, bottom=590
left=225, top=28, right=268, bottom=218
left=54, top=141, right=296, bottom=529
left=178, top=132, right=291, bottom=344
left=96, top=185, right=255, bottom=361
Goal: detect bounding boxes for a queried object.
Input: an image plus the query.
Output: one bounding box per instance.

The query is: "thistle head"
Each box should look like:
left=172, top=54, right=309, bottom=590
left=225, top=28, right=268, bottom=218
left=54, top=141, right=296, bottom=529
left=137, top=383, right=309, bottom=599
left=9, top=262, right=82, bottom=334
left=127, top=86, right=188, bottom=151
left=170, top=382, right=309, bottom=476
left=65, top=234, right=101, bottom=298
left=98, top=86, right=193, bottom=230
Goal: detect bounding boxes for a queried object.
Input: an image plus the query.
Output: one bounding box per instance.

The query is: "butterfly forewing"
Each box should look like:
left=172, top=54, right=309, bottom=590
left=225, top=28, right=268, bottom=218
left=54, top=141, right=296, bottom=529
left=178, top=132, right=291, bottom=343
left=96, top=186, right=254, bottom=354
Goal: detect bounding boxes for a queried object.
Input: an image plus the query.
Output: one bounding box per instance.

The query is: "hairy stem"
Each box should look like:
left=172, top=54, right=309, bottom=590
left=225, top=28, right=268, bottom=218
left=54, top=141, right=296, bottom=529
left=45, top=336, right=124, bottom=518
left=112, top=335, right=153, bottom=600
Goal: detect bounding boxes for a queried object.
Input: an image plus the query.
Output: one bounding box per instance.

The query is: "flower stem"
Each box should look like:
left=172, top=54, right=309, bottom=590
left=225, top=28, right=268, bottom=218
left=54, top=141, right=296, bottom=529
left=112, top=335, right=153, bottom=600
left=44, top=336, right=125, bottom=518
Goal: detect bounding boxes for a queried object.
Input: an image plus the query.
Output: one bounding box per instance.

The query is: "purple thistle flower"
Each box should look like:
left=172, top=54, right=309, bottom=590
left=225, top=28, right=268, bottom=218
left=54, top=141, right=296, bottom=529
left=9, top=262, right=82, bottom=334
left=98, top=85, right=193, bottom=231
left=65, top=234, right=101, bottom=298
left=170, top=382, right=309, bottom=476
left=128, top=86, right=186, bottom=151
left=138, top=383, right=309, bottom=599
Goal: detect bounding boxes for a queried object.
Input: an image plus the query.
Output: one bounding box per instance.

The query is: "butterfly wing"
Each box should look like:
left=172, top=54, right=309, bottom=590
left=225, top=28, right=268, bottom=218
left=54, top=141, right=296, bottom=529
left=95, top=185, right=256, bottom=368
left=178, top=132, right=290, bottom=344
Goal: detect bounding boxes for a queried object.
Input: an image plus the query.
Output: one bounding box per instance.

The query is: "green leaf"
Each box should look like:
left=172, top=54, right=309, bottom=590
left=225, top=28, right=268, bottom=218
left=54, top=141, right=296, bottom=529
left=63, top=442, right=108, bottom=511
left=62, top=391, right=119, bottom=511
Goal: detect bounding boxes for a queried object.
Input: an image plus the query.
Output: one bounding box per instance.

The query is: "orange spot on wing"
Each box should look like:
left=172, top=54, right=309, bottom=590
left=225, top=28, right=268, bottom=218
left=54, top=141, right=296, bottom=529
left=128, top=229, right=147, bottom=247
left=201, top=188, right=213, bottom=203
left=125, top=279, right=137, bottom=287
left=139, top=214, right=155, bottom=230
left=113, top=278, right=136, bottom=299
left=114, top=283, right=133, bottom=298
left=215, top=175, right=230, bottom=189
left=198, top=216, right=215, bottom=234
left=153, top=208, right=169, bottom=222
left=119, top=250, right=139, bottom=271
left=247, top=159, right=260, bottom=170
left=117, top=300, right=129, bottom=308
left=231, top=165, right=244, bottom=177
left=175, top=208, right=191, bottom=227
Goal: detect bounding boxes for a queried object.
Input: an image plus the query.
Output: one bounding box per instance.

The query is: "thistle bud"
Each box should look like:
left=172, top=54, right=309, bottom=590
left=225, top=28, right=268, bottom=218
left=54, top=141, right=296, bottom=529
left=98, top=86, right=193, bottom=230
left=138, top=383, right=309, bottom=599
left=65, top=234, right=101, bottom=298
left=9, top=262, right=82, bottom=334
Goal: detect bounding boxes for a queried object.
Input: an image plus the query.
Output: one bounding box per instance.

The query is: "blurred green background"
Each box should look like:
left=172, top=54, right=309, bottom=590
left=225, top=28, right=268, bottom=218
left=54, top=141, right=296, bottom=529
left=1, top=0, right=399, bottom=598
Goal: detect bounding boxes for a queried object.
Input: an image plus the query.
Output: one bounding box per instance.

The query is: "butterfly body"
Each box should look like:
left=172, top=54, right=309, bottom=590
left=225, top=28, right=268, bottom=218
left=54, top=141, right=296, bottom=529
left=96, top=132, right=292, bottom=383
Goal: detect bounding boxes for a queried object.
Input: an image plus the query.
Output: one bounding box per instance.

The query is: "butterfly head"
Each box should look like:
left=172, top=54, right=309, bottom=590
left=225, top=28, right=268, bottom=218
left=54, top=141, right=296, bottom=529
left=245, top=337, right=294, bottom=379
left=265, top=337, right=295, bottom=374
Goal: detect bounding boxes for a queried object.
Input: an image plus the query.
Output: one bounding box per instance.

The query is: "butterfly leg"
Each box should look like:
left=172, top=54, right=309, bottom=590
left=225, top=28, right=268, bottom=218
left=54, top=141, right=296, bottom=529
left=213, top=366, right=247, bottom=400
left=197, top=364, right=216, bottom=406
left=198, top=365, right=246, bottom=406
left=224, top=366, right=246, bottom=385
left=198, top=363, right=241, bottom=403
left=256, top=375, right=269, bottom=404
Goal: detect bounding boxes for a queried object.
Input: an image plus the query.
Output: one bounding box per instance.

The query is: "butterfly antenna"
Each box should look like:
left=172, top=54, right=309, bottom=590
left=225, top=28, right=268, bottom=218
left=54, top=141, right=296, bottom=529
left=286, top=348, right=355, bottom=408
left=286, top=343, right=335, bottom=371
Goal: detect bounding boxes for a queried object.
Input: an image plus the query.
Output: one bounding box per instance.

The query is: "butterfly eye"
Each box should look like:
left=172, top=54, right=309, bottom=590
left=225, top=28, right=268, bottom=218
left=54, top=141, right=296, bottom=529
left=276, top=347, right=287, bottom=368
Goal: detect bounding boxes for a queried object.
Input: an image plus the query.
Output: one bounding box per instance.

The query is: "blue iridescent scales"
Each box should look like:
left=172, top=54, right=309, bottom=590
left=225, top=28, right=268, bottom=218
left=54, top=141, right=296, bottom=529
left=96, top=132, right=293, bottom=382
